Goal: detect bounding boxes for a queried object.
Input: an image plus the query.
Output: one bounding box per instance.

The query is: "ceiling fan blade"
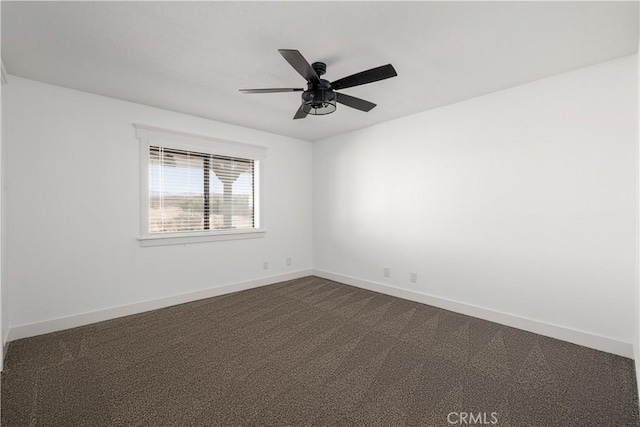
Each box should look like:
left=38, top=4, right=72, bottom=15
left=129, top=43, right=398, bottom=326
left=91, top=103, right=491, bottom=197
left=278, top=49, right=321, bottom=84
left=336, top=92, right=377, bottom=112
left=239, top=88, right=304, bottom=94
left=293, top=104, right=308, bottom=120
left=331, top=64, right=397, bottom=90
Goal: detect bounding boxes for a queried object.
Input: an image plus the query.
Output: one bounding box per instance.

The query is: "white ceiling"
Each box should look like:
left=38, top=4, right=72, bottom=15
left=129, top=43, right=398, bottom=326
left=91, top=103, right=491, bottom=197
left=2, top=1, right=638, bottom=142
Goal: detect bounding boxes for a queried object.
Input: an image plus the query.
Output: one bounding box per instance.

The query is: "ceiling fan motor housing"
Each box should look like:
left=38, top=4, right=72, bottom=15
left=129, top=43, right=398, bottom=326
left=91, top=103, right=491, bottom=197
left=311, top=61, right=327, bottom=76
left=302, top=78, right=336, bottom=115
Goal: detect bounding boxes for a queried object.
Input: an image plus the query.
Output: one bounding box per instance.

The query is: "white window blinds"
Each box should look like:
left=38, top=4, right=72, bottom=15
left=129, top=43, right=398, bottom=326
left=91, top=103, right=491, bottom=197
left=149, top=146, right=255, bottom=234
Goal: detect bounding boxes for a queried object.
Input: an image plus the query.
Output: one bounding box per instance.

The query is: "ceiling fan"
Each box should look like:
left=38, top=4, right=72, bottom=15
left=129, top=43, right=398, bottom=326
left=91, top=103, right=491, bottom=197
left=239, top=49, right=397, bottom=120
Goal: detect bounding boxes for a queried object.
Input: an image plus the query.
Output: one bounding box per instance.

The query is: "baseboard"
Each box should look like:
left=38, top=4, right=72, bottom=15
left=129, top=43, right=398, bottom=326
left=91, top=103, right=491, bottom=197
left=313, top=269, right=634, bottom=359
left=8, top=269, right=313, bottom=342
left=2, top=340, right=8, bottom=370
left=1, top=327, right=9, bottom=371
left=635, top=344, right=640, bottom=402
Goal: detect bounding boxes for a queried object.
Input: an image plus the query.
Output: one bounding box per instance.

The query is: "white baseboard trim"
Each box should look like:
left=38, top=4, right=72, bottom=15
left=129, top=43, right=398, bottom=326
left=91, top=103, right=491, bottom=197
left=1, top=341, right=8, bottom=372
left=8, top=269, right=313, bottom=342
left=1, top=328, right=10, bottom=372
left=634, top=344, right=640, bottom=401
left=313, top=269, right=634, bottom=359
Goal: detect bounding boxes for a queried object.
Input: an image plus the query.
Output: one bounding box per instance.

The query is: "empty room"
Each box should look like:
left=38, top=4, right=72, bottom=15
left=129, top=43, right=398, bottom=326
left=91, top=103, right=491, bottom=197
left=1, top=1, right=639, bottom=426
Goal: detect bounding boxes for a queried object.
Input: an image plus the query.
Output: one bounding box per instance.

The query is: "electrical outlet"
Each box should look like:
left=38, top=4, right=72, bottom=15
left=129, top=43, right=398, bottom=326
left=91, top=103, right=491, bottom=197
left=383, top=267, right=390, bottom=278
left=410, top=272, right=417, bottom=283
left=286, top=257, right=292, bottom=266
left=263, top=261, right=269, bottom=270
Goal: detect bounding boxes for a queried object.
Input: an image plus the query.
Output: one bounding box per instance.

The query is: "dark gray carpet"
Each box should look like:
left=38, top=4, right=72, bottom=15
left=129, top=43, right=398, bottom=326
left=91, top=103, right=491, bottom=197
left=2, top=276, right=638, bottom=426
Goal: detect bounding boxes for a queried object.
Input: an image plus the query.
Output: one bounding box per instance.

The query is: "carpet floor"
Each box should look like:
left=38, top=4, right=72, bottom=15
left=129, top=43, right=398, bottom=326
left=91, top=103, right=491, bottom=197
left=2, top=276, right=638, bottom=426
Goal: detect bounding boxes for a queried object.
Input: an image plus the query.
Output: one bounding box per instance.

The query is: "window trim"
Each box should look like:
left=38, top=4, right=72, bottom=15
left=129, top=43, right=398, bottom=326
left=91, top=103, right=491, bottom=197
left=135, top=124, right=267, bottom=246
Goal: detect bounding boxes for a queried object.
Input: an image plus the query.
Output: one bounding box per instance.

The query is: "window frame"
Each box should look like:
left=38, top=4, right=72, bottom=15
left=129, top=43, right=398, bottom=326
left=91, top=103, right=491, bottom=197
left=135, top=124, right=266, bottom=247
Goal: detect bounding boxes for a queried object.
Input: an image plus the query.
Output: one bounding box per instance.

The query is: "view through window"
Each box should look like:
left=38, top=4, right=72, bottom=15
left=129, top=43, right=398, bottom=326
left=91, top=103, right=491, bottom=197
left=149, top=146, right=255, bottom=233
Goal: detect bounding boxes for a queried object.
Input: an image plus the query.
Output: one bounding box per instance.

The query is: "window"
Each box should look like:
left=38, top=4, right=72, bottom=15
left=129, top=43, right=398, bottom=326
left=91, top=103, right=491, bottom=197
left=136, top=125, right=266, bottom=246
left=149, top=147, right=255, bottom=233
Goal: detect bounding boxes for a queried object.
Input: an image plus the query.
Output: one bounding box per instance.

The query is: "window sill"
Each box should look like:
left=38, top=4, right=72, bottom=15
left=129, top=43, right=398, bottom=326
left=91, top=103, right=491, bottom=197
left=138, top=229, right=266, bottom=247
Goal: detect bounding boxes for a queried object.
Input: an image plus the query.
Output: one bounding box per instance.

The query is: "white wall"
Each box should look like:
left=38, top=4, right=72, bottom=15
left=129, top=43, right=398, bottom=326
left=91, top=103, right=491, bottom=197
left=636, top=20, right=640, bottom=393
left=5, top=77, right=313, bottom=332
left=0, top=65, right=7, bottom=369
left=314, top=55, right=638, bottom=348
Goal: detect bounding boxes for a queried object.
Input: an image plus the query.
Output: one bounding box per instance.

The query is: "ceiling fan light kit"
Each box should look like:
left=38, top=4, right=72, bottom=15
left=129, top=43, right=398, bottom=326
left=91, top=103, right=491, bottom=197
left=302, top=62, right=336, bottom=115
left=240, top=49, right=397, bottom=120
